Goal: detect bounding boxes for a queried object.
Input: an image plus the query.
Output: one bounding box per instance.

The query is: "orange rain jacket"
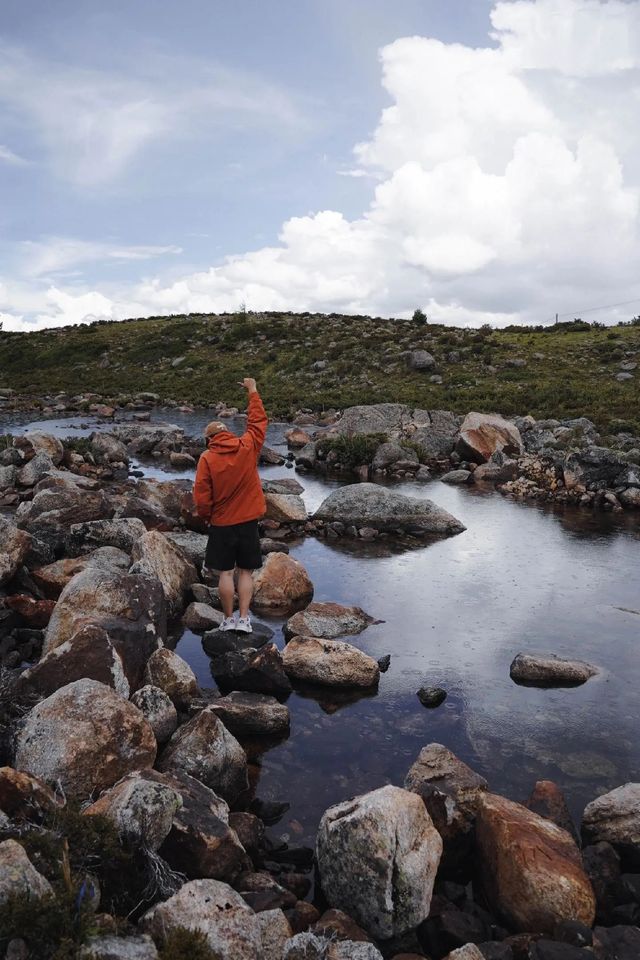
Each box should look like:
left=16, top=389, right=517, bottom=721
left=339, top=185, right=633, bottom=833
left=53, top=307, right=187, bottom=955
left=194, top=391, right=268, bottom=527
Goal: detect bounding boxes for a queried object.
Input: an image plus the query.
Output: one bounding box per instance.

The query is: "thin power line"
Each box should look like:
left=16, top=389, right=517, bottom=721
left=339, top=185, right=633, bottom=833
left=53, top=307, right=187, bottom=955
left=547, top=296, right=640, bottom=323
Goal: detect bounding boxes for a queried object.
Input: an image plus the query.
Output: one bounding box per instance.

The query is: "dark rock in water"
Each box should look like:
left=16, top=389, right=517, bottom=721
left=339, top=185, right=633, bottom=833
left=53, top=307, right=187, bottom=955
left=250, top=797, right=290, bottom=826
left=593, top=925, right=640, bottom=959
left=417, top=686, right=447, bottom=708
left=208, top=642, right=292, bottom=698
left=553, top=919, right=593, bottom=947
left=510, top=652, right=597, bottom=687
left=208, top=691, right=290, bottom=736
left=526, top=780, right=578, bottom=843
left=528, top=941, right=586, bottom=959
left=203, top=622, right=274, bottom=654
left=378, top=654, right=391, bottom=672
left=582, top=841, right=622, bottom=923
left=229, top=811, right=264, bottom=854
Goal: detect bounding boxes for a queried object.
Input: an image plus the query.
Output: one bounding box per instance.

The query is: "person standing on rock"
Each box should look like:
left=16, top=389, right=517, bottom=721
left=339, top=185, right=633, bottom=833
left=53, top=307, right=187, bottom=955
left=194, top=377, right=268, bottom=633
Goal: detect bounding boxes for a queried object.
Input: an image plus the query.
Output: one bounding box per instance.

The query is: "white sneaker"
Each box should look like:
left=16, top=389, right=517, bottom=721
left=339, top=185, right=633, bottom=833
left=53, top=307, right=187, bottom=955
left=220, top=616, right=237, bottom=632
left=235, top=616, right=252, bottom=634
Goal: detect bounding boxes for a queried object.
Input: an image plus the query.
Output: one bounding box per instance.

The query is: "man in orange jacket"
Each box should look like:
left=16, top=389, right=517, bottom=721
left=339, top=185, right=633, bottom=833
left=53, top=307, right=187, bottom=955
left=194, top=377, right=268, bottom=633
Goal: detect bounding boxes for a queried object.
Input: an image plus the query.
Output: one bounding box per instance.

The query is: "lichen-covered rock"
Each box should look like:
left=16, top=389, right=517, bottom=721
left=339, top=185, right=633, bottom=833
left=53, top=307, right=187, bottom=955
left=284, top=602, right=379, bottom=641
left=582, top=783, right=640, bottom=860
left=0, top=767, right=59, bottom=820
left=157, top=706, right=248, bottom=805
left=43, top=568, right=165, bottom=690
left=21, top=432, right=64, bottom=466
left=16, top=487, right=113, bottom=551
left=316, top=785, right=443, bottom=939
left=66, top=518, right=147, bottom=555
left=0, top=839, right=53, bottom=904
left=31, top=547, right=130, bottom=599
left=140, top=879, right=261, bottom=960
left=283, top=636, right=380, bottom=689
left=14, top=679, right=156, bottom=800
left=143, top=648, right=199, bottom=710
left=252, top=553, right=314, bottom=614
left=165, top=531, right=209, bottom=567
left=208, top=691, right=290, bottom=736
left=476, top=793, right=596, bottom=934
left=283, top=932, right=384, bottom=959
left=130, top=530, right=197, bottom=617
left=257, top=909, right=293, bottom=960
left=78, top=935, right=158, bottom=959
left=0, top=517, right=32, bottom=587
left=130, top=685, right=177, bottom=744
left=17, top=451, right=55, bottom=487
left=314, top=483, right=465, bottom=536
left=456, top=412, right=523, bottom=464
left=83, top=770, right=182, bottom=851
left=90, top=433, right=129, bottom=465
left=404, top=743, right=488, bottom=844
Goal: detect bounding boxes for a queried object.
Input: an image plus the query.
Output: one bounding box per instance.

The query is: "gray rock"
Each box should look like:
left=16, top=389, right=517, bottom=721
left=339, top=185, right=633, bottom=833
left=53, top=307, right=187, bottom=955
left=294, top=442, right=318, bottom=468
left=130, top=531, right=197, bottom=617
left=257, top=909, right=292, bottom=960
left=0, top=839, right=53, bottom=905
left=315, top=483, right=465, bottom=536
left=141, top=879, right=261, bottom=960
left=165, top=531, right=209, bottom=567
left=264, top=492, right=308, bottom=522
left=78, top=935, right=158, bottom=959
left=262, top=478, right=305, bottom=495
left=510, top=653, right=598, bottom=687
left=473, top=450, right=519, bottom=483
left=91, top=433, right=129, bottom=464
left=182, top=601, right=224, bottom=632
left=17, top=451, right=55, bottom=487
left=316, top=784, right=442, bottom=939
left=284, top=933, right=383, bottom=959
left=284, top=601, right=379, bottom=640
left=0, top=464, right=17, bottom=489
left=67, top=517, right=148, bottom=555
left=143, top=648, right=199, bottom=710
left=283, top=636, right=380, bottom=689
left=582, top=783, right=640, bottom=854
left=130, top=685, right=177, bottom=744
left=0, top=517, right=31, bottom=587
left=408, top=349, right=436, bottom=371
left=208, top=691, right=290, bottom=736
left=440, top=470, right=473, bottom=485
left=21, top=432, right=64, bottom=465
left=83, top=770, right=182, bottom=851
left=372, top=441, right=408, bottom=470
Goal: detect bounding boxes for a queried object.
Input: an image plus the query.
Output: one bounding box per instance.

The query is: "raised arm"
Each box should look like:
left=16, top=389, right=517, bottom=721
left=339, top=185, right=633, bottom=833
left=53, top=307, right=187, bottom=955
left=194, top=454, right=214, bottom=520
left=238, top=377, right=268, bottom=453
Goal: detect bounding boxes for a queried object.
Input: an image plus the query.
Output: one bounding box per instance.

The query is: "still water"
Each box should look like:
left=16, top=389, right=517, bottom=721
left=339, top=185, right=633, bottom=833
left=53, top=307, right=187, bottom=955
left=5, top=408, right=640, bottom=845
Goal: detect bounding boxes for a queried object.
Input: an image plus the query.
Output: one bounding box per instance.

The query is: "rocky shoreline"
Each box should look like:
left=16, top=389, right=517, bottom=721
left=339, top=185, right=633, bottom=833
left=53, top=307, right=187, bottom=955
left=0, top=395, right=638, bottom=958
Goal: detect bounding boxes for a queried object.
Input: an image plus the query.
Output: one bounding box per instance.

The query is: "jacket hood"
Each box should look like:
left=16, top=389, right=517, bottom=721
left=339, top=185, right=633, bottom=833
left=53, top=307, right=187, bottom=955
left=207, top=431, right=241, bottom=454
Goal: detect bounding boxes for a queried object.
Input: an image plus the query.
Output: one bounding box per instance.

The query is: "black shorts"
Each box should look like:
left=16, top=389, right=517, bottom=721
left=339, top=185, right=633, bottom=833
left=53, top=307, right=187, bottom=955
left=205, top=519, right=263, bottom=572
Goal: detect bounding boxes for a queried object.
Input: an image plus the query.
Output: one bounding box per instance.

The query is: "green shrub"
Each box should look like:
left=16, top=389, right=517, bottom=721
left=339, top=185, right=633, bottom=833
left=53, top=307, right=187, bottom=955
left=158, top=928, right=222, bottom=960
left=412, top=308, right=428, bottom=326
left=316, top=432, right=387, bottom=470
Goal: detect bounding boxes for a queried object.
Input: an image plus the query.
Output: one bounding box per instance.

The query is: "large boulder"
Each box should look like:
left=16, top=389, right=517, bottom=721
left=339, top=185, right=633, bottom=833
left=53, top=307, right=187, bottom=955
left=404, top=743, right=488, bottom=847
left=283, top=636, right=380, bottom=688
left=43, top=568, right=165, bottom=690
left=284, top=601, right=379, bottom=641
left=14, top=679, right=156, bottom=800
left=208, top=691, right=290, bottom=736
left=83, top=770, right=182, bottom=851
left=456, top=412, right=523, bottom=464
left=31, top=547, right=130, bottom=598
left=90, top=432, right=129, bottom=464
left=143, top=648, right=199, bottom=710
left=408, top=349, right=436, bottom=371
left=582, top=783, right=640, bottom=866
left=130, top=531, right=197, bottom=617
left=16, top=623, right=130, bottom=699
left=66, top=517, right=148, bottom=555
left=564, top=447, right=637, bottom=492
left=20, top=432, right=64, bottom=466
left=0, top=839, right=53, bottom=904
left=316, top=784, right=443, bottom=939
left=314, top=483, right=465, bottom=536
left=207, top=641, right=293, bottom=697
left=336, top=403, right=410, bottom=436
left=157, top=706, right=248, bottom=805
left=17, top=451, right=55, bottom=487
left=252, top=553, right=314, bottom=615
left=130, top=685, right=177, bottom=744
left=0, top=517, right=31, bottom=586
left=510, top=653, right=598, bottom=687
left=16, top=486, right=113, bottom=551
left=141, top=879, right=262, bottom=960
left=475, top=793, right=596, bottom=934
left=165, top=531, right=208, bottom=567
left=409, top=409, right=460, bottom=460
left=264, top=492, right=308, bottom=522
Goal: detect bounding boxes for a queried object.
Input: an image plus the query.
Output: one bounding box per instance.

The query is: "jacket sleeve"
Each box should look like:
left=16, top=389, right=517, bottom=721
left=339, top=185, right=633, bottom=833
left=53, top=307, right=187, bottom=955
left=243, top=391, right=268, bottom=454
left=194, top=454, right=214, bottom=520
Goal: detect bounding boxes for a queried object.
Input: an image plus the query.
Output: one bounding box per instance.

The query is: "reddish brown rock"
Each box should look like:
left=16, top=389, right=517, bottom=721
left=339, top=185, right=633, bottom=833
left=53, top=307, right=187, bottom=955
left=0, top=517, right=31, bottom=587
left=526, top=780, right=578, bottom=842
left=456, top=412, right=523, bottom=464
left=0, top=767, right=60, bottom=819
left=143, top=648, right=199, bottom=710
left=17, top=624, right=130, bottom=699
left=252, top=553, right=314, bottom=615
left=284, top=601, right=380, bottom=641
left=285, top=428, right=312, bottom=449
left=475, top=793, right=596, bottom=934
left=4, top=595, right=55, bottom=627
left=313, top=909, right=373, bottom=943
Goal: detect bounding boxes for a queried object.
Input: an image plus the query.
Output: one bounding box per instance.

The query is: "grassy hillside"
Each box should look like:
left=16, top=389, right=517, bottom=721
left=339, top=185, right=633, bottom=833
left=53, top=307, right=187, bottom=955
left=1, top=311, right=639, bottom=433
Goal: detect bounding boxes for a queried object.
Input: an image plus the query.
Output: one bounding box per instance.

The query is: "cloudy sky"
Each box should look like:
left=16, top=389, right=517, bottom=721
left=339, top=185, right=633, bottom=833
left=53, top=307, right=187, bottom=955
left=1, top=0, right=640, bottom=331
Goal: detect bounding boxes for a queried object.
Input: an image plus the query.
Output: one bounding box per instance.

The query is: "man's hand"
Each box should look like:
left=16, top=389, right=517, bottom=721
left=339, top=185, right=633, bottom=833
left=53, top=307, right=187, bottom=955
left=237, top=377, right=258, bottom=394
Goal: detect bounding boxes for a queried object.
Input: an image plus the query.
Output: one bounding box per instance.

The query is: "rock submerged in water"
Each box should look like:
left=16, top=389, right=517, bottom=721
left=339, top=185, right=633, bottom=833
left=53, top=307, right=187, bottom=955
left=314, top=483, right=465, bottom=536
left=316, top=784, right=442, bottom=939
left=510, top=652, right=598, bottom=687
left=417, top=686, right=447, bottom=707
left=283, top=636, right=380, bottom=689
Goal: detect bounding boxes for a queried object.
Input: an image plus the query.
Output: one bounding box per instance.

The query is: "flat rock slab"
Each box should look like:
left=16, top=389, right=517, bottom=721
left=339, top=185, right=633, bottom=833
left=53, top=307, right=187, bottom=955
left=314, top=483, right=465, bottom=536
left=510, top=653, right=598, bottom=687
left=209, top=691, right=290, bottom=736
left=203, top=623, right=275, bottom=655
left=284, top=601, right=380, bottom=641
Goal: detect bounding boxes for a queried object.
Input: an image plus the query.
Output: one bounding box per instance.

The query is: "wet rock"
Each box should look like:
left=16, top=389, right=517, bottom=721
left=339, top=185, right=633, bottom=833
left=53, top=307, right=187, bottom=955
left=0, top=518, right=32, bottom=587
left=262, top=478, right=305, bottom=495
left=264, top=492, right=308, bottom=522
left=208, top=691, right=290, bottom=736
left=252, top=553, right=314, bottom=614
left=141, top=878, right=262, bottom=959
left=283, top=635, right=380, bottom=688
left=582, top=783, right=640, bottom=866
left=83, top=770, right=182, bottom=851
left=208, top=641, right=292, bottom=697
left=257, top=909, right=293, bottom=960
left=284, top=601, right=379, bottom=641
left=526, top=780, right=578, bottom=842
left=378, top=654, right=391, bottom=672
left=130, top=531, right=197, bottom=616
left=261, top=537, right=290, bottom=554
left=165, top=531, right=209, bottom=567
left=441, top=470, right=473, bottom=485
left=14, top=679, right=156, bottom=801
left=236, top=870, right=297, bottom=911
left=157, top=706, right=248, bottom=805
left=316, top=784, right=442, bottom=939
left=294, top=442, right=317, bottom=469
left=510, top=653, right=598, bottom=687
left=285, top=901, right=321, bottom=934
left=261, top=445, right=287, bottom=466
left=143, top=648, right=199, bottom=710
left=182, top=601, right=224, bottom=632
left=130, top=685, right=177, bottom=744
left=417, top=686, right=447, bottom=707
left=66, top=517, right=148, bottom=555
left=475, top=793, right=596, bottom=934
left=456, top=412, right=523, bottom=464
left=582, top=841, right=621, bottom=922
left=157, top=770, right=250, bottom=882
left=0, top=767, right=59, bottom=820
left=315, top=483, right=465, bottom=536
left=78, top=935, right=158, bottom=959
left=474, top=451, right=519, bottom=483
left=17, top=623, right=130, bottom=699
left=405, top=743, right=488, bottom=848
left=43, top=568, right=165, bottom=690
left=31, top=547, right=130, bottom=599
left=0, top=839, right=53, bottom=904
